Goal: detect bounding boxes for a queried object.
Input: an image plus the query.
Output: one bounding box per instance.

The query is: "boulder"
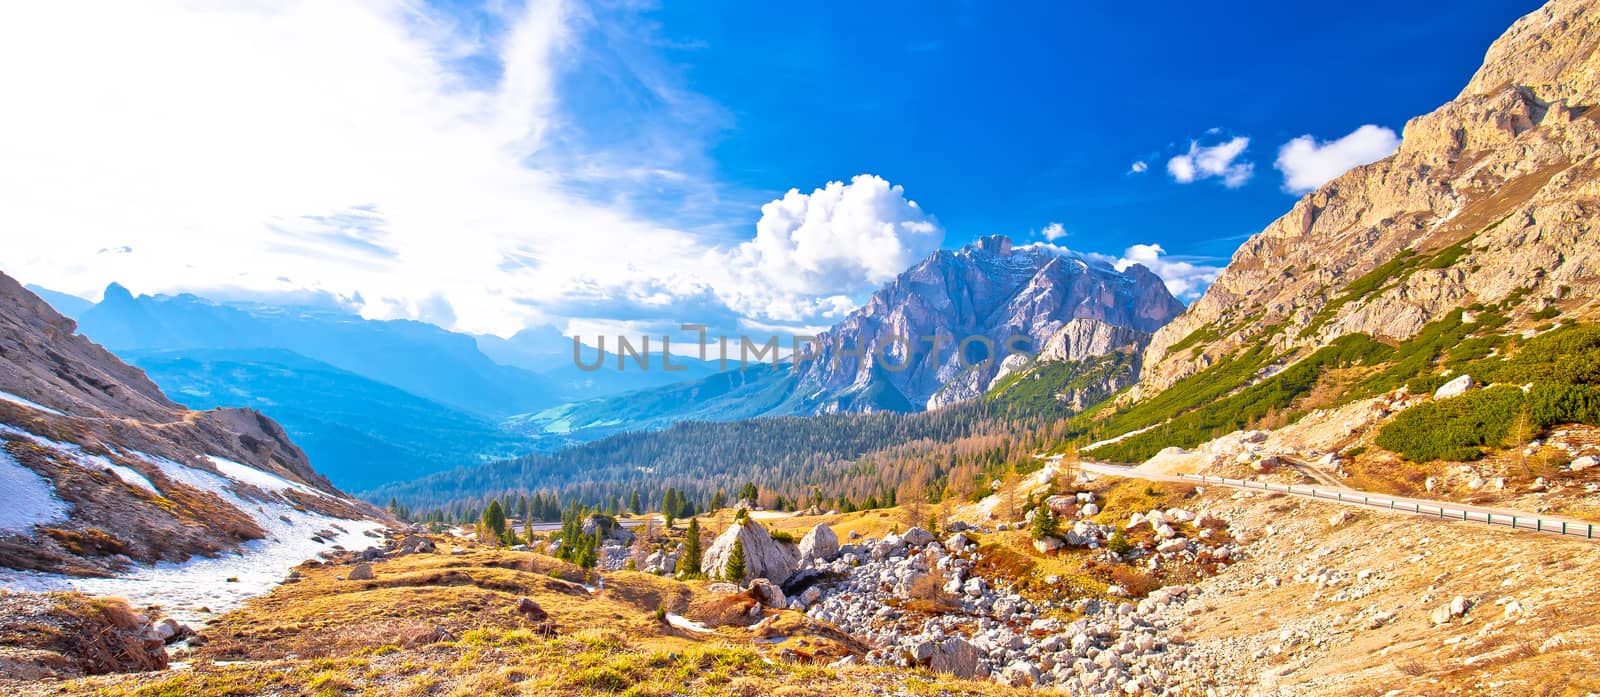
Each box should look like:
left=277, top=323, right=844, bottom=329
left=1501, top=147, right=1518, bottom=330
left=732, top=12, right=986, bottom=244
left=515, top=598, right=548, bottom=622
left=1046, top=495, right=1075, bottom=516
left=799, top=523, right=840, bottom=561
left=1034, top=536, right=1064, bottom=554
left=901, top=527, right=936, bottom=548
left=999, top=661, right=1040, bottom=687
left=1570, top=455, right=1598, bottom=472
left=704, top=519, right=799, bottom=585
left=1155, top=539, right=1188, bottom=554
left=748, top=578, right=786, bottom=608
left=1434, top=374, right=1475, bottom=400
left=347, top=563, right=374, bottom=581
left=396, top=535, right=435, bottom=555
left=928, top=636, right=983, bottom=679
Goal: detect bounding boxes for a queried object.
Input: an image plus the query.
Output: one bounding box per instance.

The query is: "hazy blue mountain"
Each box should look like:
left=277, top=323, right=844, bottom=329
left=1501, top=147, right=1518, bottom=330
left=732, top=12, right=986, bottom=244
left=477, top=326, right=724, bottom=401
left=75, top=284, right=556, bottom=418
left=123, top=347, right=530, bottom=491
left=24, top=284, right=94, bottom=319
left=506, top=363, right=796, bottom=445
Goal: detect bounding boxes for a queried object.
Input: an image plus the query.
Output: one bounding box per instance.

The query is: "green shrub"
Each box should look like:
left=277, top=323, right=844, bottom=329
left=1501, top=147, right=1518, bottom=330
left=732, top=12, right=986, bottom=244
left=1376, top=383, right=1600, bottom=462
left=1106, top=529, right=1131, bottom=555
left=1090, top=334, right=1390, bottom=462
left=1376, top=386, right=1527, bottom=461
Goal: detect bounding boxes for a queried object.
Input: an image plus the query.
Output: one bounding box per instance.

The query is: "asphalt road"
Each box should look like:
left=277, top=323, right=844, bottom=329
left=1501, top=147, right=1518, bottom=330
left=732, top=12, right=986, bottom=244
left=1079, top=461, right=1600, bottom=542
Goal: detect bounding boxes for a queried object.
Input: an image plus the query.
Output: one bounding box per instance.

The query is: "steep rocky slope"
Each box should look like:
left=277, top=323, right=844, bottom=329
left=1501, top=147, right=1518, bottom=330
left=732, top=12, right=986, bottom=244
left=1136, top=0, right=1600, bottom=397
left=0, top=270, right=382, bottom=578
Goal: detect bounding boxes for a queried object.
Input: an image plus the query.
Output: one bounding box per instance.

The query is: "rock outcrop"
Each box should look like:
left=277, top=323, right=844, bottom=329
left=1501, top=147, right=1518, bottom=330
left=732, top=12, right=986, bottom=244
left=703, top=519, right=800, bottom=585
left=1136, top=0, right=1600, bottom=396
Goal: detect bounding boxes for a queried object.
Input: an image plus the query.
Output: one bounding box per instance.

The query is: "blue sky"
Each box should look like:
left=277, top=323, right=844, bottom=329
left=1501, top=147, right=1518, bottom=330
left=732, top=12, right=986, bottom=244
left=565, top=0, right=1539, bottom=257
left=0, top=0, right=1543, bottom=340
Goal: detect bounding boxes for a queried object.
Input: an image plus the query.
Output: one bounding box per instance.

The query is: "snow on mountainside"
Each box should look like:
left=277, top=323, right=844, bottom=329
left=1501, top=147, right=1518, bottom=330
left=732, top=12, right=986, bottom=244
left=0, top=270, right=385, bottom=620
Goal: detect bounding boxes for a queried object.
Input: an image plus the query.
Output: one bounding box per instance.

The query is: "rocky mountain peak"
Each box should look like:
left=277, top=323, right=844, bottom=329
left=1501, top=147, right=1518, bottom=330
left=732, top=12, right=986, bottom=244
left=1135, top=0, right=1600, bottom=397
left=791, top=236, right=1184, bottom=413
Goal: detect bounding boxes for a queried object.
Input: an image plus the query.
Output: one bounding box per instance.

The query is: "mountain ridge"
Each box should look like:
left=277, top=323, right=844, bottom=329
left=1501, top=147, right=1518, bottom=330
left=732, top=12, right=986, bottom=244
left=1133, top=0, right=1600, bottom=400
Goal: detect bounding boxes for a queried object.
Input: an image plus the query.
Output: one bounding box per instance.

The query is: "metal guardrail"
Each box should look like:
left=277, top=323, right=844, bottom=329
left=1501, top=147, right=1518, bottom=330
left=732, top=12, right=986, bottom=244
left=1173, top=473, right=1598, bottom=541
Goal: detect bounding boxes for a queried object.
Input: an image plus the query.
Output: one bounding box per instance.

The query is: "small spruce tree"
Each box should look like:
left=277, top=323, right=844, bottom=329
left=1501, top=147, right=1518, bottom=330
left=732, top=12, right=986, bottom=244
left=481, top=500, right=507, bottom=547
left=1031, top=503, right=1059, bottom=541
left=677, top=518, right=704, bottom=578
left=725, top=535, right=747, bottom=582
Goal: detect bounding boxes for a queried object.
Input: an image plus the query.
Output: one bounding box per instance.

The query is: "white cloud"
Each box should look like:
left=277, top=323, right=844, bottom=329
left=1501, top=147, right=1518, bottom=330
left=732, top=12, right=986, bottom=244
left=0, top=0, right=730, bottom=336
left=1274, top=124, right=1400, bottom=194
left=1128, top=161, right=1149, bottom=174
left=1167, top=137, right=1253, bottom=188
left=715, top=175, right=943, bottom=323
left=1108, top=244, right=1223, bottom=301
left=1040, top=222, right=1067, bottom=241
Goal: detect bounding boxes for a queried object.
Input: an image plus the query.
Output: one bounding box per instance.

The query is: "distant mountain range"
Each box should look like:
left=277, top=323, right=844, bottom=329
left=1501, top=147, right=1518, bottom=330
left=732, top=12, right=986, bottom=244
left=506, top=236, right=1184, bottom=443
left=20, top=286, right=721, bottom=490
left=120, top=348, right=530, bottom=491
left=28, top=235, right=1185, bottom=490
left=76, top=284, right=556, bottom=419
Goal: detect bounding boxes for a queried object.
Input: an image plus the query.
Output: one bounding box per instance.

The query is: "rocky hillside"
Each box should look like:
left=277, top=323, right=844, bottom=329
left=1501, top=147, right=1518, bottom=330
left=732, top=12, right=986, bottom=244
left=1136, top=0, right=1600, bottom=397
left=0, top=270, right=381, bottom=578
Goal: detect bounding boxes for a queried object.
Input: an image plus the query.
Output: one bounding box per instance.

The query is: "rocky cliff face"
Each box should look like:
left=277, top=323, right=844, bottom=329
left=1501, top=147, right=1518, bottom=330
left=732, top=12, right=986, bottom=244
left=0, top=271, right=379, bottom=576
left=793, top=235, right=1183, bottom=413
left=1136, top=0, right=1600, bottom=396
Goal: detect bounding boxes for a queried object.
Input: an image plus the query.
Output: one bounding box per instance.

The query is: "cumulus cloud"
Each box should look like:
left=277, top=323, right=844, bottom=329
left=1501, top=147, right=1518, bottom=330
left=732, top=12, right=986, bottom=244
left=715, top=175, right=944, bottom=323
left=1274, top=124, right=1400, bottom=194
left=1040, top=222, right=1067, bottom=241
left=1128, top=160, right=1149, bottom=174
left=1108, top=244, right=1223, bottom=301
left=1167, top=137, right=1253, bottom=188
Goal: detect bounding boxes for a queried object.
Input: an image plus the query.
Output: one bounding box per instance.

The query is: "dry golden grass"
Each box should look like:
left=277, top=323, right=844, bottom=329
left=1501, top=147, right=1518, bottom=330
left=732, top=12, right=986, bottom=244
left=27, top=543, right=1039, bottom=697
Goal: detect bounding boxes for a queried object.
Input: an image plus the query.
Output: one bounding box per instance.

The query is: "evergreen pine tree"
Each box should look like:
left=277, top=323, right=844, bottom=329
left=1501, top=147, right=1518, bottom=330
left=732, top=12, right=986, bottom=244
left=725, top=535, right=746, bottom=582
left=1030, top=502, right=1058, bottom=541
left=676, top=518, right=703, bottom=577
left=481, top=500, right=507, bottom=546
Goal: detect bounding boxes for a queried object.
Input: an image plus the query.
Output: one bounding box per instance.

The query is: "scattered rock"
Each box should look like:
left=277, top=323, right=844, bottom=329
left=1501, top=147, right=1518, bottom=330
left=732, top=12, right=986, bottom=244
left=1434, top=374, right=1475, bottom=400
left=347, top=563, right=374, bottom=581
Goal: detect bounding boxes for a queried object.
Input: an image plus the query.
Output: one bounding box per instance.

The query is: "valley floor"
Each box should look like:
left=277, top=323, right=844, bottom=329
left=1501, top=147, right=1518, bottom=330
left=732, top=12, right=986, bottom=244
left=9, top=462, right=1600, bottom=696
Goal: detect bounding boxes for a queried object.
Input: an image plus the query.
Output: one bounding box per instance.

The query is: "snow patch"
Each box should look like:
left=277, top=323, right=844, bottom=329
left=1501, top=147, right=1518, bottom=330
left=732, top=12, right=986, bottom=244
left=0, top=449, right=69, bottom=532
left=206, top=455, right=325, bottom=497
left=0, top=500, right=384, bottom=626
left=1084, top=422, right=1162, bottom=452
left=0, top=423, right=157, bottom=494
left=665, top=613, right=714, bottom=634
left=0, top=390, right=64, bottom=416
